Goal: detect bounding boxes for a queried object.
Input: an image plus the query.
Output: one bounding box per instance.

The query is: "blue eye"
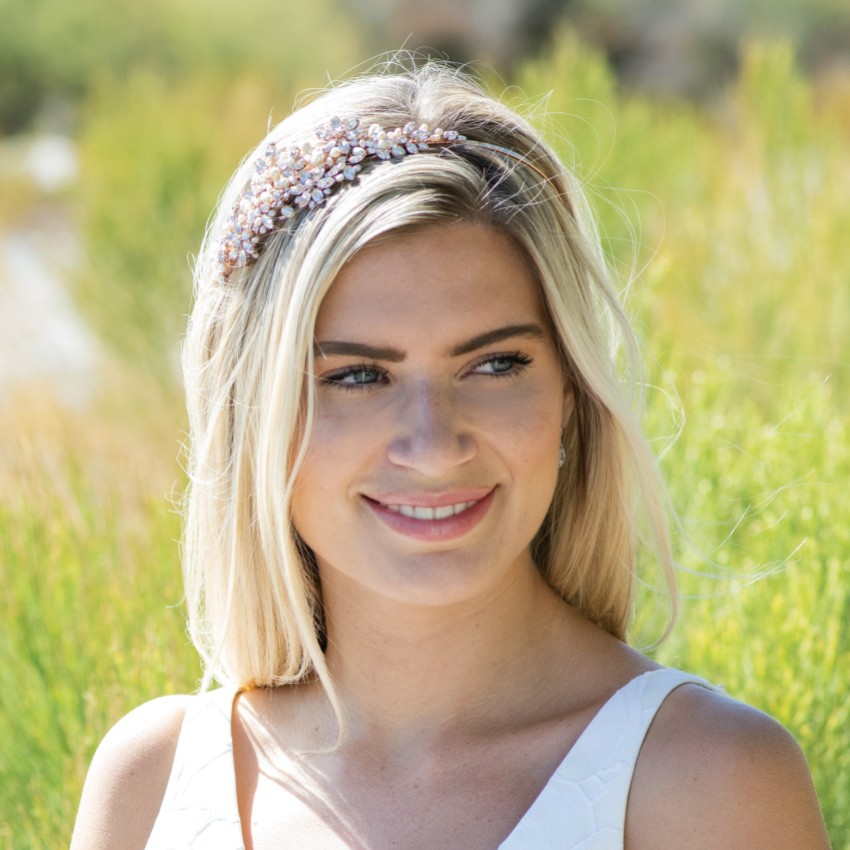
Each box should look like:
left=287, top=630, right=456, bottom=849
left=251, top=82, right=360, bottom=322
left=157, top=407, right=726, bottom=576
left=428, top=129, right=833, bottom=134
left=472, top=352, right=532, bottom=376
left=321, top=364, right=387, bottom=389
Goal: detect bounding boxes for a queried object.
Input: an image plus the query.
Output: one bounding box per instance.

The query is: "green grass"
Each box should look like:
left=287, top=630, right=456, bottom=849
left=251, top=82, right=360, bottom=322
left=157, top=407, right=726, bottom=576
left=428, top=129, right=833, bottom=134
left=646, top=374, right=850, bottom=839
left=1, top=33, right=847, bottom=848
left=0, top=385, right=197, bottom=848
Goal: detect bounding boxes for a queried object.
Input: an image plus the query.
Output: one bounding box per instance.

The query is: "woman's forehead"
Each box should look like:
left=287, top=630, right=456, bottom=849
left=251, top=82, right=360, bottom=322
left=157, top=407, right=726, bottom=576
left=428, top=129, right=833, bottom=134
left=315, top=222, right=547, bottom=339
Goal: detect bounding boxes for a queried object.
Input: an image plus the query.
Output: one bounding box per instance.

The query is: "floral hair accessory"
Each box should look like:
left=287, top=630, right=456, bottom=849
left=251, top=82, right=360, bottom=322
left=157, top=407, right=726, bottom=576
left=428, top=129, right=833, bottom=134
left=219, top=116, right=466, bottom=276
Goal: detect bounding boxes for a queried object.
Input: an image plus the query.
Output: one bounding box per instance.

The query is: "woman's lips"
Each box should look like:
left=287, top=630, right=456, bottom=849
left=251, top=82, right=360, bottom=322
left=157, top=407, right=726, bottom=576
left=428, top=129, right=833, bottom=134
left=385, top=500, right=477, bottom=520
left=364, top=488, right=496, bottom=541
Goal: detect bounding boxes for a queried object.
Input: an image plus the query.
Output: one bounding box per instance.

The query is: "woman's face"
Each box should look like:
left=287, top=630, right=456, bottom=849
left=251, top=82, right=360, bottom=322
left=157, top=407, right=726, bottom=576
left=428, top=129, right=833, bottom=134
left=291, top=222, right=572, bottom=608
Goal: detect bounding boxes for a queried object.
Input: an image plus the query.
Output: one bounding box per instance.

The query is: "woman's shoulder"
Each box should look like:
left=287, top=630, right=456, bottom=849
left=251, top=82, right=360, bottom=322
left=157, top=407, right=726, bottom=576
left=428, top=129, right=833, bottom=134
left=70, top=694, right=194, bottom=850
left=626, top=679, right=830, bottom=849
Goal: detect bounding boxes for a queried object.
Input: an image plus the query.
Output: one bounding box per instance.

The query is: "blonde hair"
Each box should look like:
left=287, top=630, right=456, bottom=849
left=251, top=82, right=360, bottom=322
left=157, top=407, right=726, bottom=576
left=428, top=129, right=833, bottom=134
left=182, top=63, right=677, bottom=699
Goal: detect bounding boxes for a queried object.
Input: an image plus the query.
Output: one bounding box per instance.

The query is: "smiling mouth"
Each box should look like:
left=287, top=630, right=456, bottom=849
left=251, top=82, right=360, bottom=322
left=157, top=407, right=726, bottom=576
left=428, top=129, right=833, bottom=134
left=364, top=490, right=494, bottom=540
left=383, top=501, right=478, bottom=521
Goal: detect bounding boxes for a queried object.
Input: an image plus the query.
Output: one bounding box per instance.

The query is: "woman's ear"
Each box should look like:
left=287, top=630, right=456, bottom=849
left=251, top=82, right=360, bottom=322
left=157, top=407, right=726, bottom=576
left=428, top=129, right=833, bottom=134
left=561, top=383, right=575, bottom=429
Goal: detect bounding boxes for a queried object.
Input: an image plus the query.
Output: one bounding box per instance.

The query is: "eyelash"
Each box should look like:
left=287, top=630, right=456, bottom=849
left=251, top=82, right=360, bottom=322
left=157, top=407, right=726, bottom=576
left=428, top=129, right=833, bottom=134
left=319, top=352, right=533, bottom=392
left=470, top=351, right=532, bottom=378
left=320, top=363, right=389, bottom=391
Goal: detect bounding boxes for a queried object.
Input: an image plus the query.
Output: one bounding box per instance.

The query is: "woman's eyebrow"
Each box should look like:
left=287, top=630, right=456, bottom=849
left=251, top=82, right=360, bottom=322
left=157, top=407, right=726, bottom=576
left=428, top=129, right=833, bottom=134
left=450, top=323, right=546, bottom=356
left=314, top=341, right=405, bottom=361
left=314, top=324, right=546, bottom=362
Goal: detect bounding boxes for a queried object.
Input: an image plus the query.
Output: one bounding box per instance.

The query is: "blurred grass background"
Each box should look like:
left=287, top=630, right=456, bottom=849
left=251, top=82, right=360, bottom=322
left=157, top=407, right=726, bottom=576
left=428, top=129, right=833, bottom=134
left=0, top=0, right=848, bottom=846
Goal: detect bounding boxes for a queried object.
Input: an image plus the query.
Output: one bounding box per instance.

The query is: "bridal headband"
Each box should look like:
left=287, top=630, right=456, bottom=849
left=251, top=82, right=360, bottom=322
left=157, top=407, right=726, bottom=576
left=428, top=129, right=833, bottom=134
left=218, top=115, right=547, bottom=278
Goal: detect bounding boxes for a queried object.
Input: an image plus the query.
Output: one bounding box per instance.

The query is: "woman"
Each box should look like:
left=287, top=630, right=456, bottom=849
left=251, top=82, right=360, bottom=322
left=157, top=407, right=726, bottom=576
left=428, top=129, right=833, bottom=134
left=71, top=64, right=830, bottom=849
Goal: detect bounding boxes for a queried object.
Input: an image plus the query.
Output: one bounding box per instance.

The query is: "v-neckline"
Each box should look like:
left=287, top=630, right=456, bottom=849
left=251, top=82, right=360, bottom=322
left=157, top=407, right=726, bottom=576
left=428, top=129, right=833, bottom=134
left=495, top=668, right=657, bottom=848
left=224, top=668, right=671, bottom=850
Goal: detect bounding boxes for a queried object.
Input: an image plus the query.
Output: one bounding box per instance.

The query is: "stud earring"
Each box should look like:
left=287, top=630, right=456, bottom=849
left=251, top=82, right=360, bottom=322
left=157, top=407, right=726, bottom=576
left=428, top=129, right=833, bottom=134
left=558, top=442, right=566, bottom=469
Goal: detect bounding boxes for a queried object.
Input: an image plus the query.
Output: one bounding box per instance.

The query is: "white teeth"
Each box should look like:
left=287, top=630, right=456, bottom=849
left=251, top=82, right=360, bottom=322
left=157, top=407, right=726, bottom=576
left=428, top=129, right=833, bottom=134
left=385, top=501, right=477, bottom=520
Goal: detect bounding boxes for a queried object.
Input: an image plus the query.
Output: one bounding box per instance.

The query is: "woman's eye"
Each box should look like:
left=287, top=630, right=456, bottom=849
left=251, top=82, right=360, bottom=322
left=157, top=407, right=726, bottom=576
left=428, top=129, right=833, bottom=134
left=472, top=353, right=532, bottom=376
left=321, top=364, right=386, bottom=389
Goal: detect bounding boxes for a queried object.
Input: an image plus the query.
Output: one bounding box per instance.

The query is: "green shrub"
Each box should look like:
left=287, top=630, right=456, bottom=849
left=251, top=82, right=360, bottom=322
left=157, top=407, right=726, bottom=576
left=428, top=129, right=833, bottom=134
left=0, top=0, right=364, bottom=132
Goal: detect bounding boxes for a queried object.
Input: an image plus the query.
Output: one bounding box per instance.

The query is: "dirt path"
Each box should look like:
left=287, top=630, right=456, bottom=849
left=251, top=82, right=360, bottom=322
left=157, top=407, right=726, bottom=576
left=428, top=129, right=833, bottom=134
left=0, top=134, right=100, bottom=406
left=0, top=216, right=100, bottom=407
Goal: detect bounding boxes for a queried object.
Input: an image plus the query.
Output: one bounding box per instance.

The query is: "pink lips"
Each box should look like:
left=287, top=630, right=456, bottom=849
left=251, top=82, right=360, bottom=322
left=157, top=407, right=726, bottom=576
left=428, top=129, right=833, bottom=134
left=364, top=487, right=496, bottom=541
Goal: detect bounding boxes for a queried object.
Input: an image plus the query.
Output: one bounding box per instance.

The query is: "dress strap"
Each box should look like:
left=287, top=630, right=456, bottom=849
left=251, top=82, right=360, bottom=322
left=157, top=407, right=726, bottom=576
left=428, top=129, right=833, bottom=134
left=499, top=668, right=716, bottom=850
left=144, top=688, right=245, bottom=850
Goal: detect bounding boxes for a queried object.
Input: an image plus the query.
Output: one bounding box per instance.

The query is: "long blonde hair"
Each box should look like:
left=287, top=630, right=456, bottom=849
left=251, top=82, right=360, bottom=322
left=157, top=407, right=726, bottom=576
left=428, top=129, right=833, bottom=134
left=182, top=63, right=676, bottom=699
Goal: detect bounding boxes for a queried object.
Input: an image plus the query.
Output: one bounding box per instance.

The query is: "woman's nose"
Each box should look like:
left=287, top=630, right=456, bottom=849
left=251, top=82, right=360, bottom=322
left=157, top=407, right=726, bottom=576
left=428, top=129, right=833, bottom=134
left=386, top=380, right=475, bottom=477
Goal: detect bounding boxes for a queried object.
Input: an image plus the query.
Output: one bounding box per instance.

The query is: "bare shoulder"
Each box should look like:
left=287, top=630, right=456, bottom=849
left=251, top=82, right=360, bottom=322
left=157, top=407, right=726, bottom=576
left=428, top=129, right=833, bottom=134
left=626, top=683, right=831, bottom=849
left=70, top=694, right=193, bottom=850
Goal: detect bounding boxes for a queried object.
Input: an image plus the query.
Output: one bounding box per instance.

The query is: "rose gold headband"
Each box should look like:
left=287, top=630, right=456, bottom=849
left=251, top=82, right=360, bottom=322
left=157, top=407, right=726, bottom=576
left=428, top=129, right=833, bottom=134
left=218, top=116, right=548, bottom=278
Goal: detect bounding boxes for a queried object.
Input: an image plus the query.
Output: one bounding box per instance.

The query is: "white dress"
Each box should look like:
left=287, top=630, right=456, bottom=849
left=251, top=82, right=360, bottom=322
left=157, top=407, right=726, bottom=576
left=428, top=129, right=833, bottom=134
left=145, top=668, right=715, bottom=850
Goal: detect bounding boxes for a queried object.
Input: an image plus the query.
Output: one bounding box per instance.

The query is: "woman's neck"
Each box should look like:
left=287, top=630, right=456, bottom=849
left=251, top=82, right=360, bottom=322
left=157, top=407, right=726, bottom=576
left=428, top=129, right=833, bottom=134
left=318, top=561, right=582, bottom=756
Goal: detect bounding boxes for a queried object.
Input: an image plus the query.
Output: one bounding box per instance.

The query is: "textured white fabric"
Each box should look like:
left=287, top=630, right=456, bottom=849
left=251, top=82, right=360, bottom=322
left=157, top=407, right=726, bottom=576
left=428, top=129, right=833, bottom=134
left=144, top=687, right=244, bottom=850
left=498, top=668, right=714, bottom=849
left=145, top=668, right=713, bottom=849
